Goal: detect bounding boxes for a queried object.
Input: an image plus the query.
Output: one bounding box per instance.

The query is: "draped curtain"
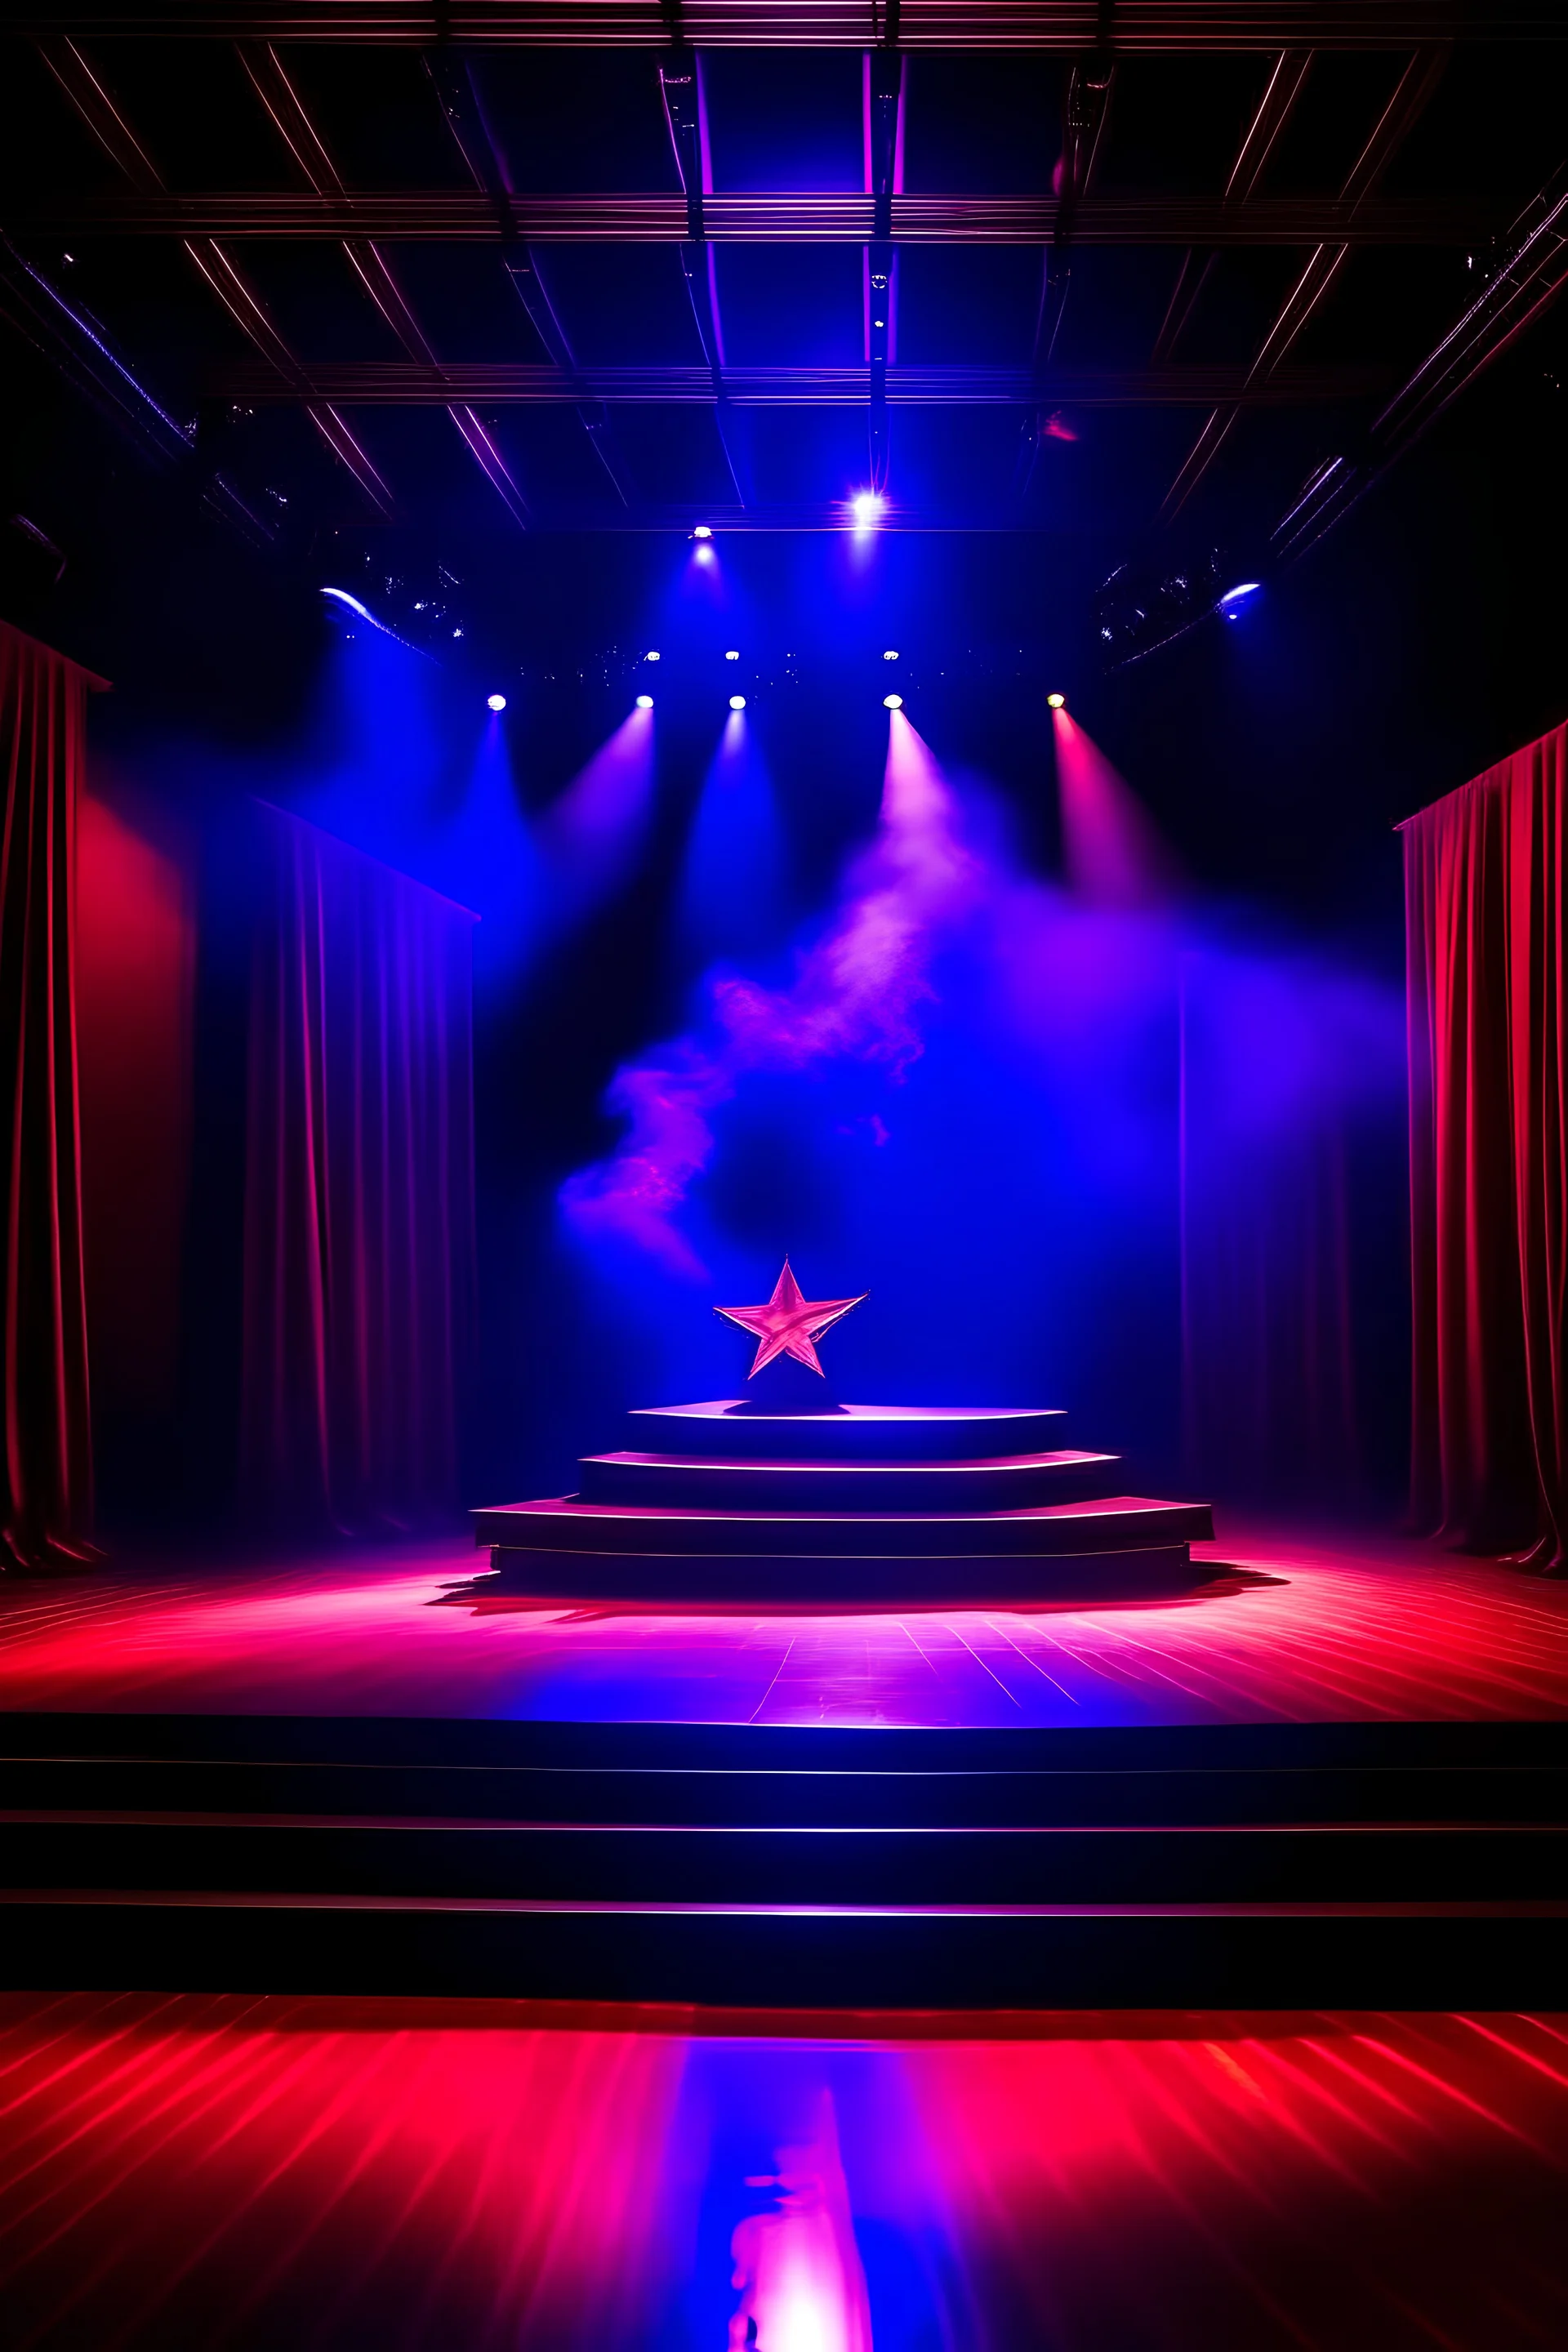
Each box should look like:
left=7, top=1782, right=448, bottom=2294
left=239, top=804, right=476, bottom=1535
left=0, top=619, right=101, bottom=1571
left=1404, top=720, right=1567, bottom=1570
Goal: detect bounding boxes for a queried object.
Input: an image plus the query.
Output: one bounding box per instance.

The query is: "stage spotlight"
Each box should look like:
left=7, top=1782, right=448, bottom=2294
left=884, top=693, right=903, bottom=710
left=724, top=649, right=740, bottom=662
left=487, top=692, right=507, bottom=712
left=883, top=648, right=899, bottom=662
left=645, top=649, right=661, bottom=662
left=728, top=694, right=746, bottom=711
left=1218, top=581, right=1262, bottom=620
left=693, top=524, right=712, bottom=540
left=635, top=693, right=654, bottom=710
left=1047, top=692, right=1066, bottom=709
left=694, top=544, right=715, bottom=564
left=851, top=491, right=884, bottom=529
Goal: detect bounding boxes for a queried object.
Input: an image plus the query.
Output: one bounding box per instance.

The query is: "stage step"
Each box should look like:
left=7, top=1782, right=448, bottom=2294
left=1, top=1717, right=1564, bottom=2004
left=576, top=1449, right=1117, bottom=1512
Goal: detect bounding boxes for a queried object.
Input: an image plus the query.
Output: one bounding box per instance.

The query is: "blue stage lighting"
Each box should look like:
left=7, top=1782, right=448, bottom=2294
left=487, top=693, right=507, bottom=712
left=644, top=649, right=661, bottom=662
left=724, top=649, right=740, bottom=662
left=635, top=693, right=654, bottom=710
left=729, top=694, right=746, bottom=711
left=693, top=524, right=712, bottom=540
left=883, top=648, right=899, bottom=662
left=852, top=491, right=884, bottom=529
left=1218, top=581, right=1262, bottom=620
left=884, top=693, right=903, bottom=710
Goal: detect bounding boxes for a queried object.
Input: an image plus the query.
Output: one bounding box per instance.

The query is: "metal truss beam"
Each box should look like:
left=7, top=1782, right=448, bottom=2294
left=0, top=234, right=274, bottom=543
left=423, top=47, right=634, bottom=509
left=33, top=35, right=394, bottom=514
left=207, top=360, right=1388, bottom=404
left=659, top=38, right=748, bottom=506
left=0, top=7, right=1553, bottom=50
left=1158, top=41, right=1450, bottom=521
left=11, top=193, right=1490, bottom=245
left=1271, top=170, right=1568, bottom=561
left=1014, top=39, right=1115, bottom=503
left=1152, top=46, right=1312, bottom=363
left=238, top=40, right=528, bottom=527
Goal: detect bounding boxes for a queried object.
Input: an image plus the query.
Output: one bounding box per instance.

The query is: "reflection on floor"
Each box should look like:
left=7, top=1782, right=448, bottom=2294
left=0, top=1525, right=1566, bottom=1725
left=0, top=1994, right=1563, bottom=2350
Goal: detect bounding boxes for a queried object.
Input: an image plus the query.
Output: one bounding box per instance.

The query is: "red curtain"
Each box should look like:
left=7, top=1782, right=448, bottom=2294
left=1404, top=719, right=1568, bottom=1570
left=239, top=805, right=476, bottom=1535
left=0, top=620, right=102, bottom=1571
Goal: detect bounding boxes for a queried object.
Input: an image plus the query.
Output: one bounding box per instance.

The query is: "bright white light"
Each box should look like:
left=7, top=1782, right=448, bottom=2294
left=645, top=649, right=661, bottom=662
left=884, top=693, right=902, bottom=710
left=487, top=692, right=507, bottom=712
left=1046, top=691, right=1066, bottom=709
left=318, top=586, right=375, bottom=622
left=882, top=648, right=899, bottom=661
left=693, top=523, right=713, bottom=539
left=1217, top=581, right=1262, bottom=618
left=635, top=693, right=654, bottom=710
left=729, top=693, right=746, bottom=710
left=695, top=543, right=714, bottom=564
left=724, top=649, right=740, bottom=662
left=851, top=490, right=884, bottom=528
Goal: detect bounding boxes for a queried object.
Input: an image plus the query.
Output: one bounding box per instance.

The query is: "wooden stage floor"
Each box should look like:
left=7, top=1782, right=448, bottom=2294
left=2, top=1522, right=1566, bottom=1727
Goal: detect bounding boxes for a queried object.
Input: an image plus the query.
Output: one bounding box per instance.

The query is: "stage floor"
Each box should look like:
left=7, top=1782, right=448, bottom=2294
left=2, top=1523, right=1566, bottom=1726
left=1, top=1992, right=1565, bottom=2350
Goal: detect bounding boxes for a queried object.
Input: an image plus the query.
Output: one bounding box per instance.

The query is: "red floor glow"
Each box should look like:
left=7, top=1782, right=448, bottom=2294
left=1, top=1524, right=1566, bottom=1724
left=0, top=1993, right=1564, bottom=2349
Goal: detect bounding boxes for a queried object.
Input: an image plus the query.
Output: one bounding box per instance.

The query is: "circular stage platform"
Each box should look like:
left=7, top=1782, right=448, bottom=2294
left=472, top=1401, right=1214, bottom=1605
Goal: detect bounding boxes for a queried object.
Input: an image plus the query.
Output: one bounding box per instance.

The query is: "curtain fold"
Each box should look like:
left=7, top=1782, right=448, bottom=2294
left=239, top=804, right=476, bottom=1535
left=1403, top=719, right=1568, bottom=1570
left=0, top=619, right=100, bottom=1570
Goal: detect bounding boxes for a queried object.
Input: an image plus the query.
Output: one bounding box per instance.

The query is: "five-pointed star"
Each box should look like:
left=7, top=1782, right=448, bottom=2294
left=715, top=1259, right=868, bottom=1379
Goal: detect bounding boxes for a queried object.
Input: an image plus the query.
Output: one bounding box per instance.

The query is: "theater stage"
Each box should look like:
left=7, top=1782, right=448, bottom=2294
left=1, top=1522, right=1565, bottom=2015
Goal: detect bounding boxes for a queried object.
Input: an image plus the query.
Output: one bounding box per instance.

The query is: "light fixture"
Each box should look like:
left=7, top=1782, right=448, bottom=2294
left=645, top=649, right=661, bottom=662
left=693, top=524, right=712, bottom=540
left=635, top=693, right=654, bottom=710
left=884, top=693, right=903, bottom=710
left=882, top=648, right=899, bottom=662
left=1046, top=691, right=1066, bottom=709
left=487, top=692, right=507, bottom=712
left=724, top=649, right=740, bottom=662
left=1217, top=581, right=1262, bottom=619
left=728, top=694, right=746, bottom=711
left=851, top=491, right=884, bottom=529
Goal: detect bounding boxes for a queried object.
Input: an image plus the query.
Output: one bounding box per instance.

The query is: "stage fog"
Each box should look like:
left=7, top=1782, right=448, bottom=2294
left=81, top=575, right=1408, bottom=1535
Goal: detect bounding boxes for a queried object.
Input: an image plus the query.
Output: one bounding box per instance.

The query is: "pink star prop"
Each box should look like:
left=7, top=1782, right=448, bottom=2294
left=715, top=1259, right=868, bottom=1379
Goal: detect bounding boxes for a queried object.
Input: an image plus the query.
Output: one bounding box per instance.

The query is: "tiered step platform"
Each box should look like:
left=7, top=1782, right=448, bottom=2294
left=473, top=1401, right=1215, bottom=1604
left=2, top=1714, right=1565, bottom=2005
